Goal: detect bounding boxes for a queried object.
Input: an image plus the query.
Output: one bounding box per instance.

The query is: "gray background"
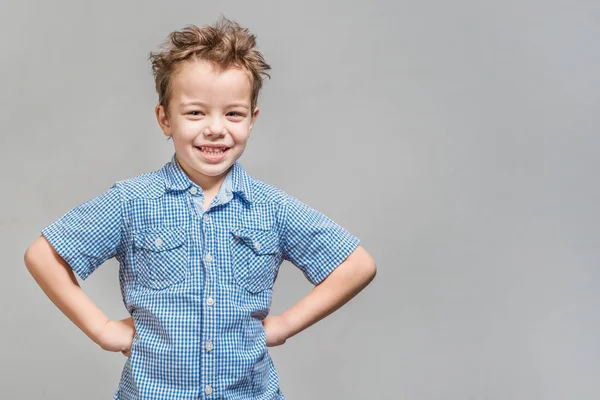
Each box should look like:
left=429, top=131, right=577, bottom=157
left=2, top=0, right=599, bottom=399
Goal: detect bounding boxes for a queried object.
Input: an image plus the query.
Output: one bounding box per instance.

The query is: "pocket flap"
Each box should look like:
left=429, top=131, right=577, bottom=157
left=230, top=228, right=279, bottom=255
left=133, top=226, right=186, bottom=252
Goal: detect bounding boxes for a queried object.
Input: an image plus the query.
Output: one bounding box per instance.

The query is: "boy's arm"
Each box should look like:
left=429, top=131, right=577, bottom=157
left=267, top=192, right=375, bottom=345
left=278, top=245, right=376, bottom=340
left=24, top=235, right=134, bottom=353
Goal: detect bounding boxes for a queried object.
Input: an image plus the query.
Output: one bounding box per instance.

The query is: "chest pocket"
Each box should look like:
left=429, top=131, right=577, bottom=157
left=132, top=226, right=188, bottom=290
left=230, top=228, right=281, bottom=293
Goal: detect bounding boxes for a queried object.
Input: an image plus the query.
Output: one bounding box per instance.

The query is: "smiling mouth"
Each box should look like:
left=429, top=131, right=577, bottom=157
left=195, top=146, right=230, bottom=154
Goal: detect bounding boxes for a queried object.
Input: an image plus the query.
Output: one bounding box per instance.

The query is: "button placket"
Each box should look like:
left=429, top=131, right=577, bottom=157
left=200, top=217, right=218, bottom=396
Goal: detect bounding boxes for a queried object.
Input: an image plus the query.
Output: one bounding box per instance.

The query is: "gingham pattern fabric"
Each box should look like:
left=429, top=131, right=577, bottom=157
left=41, top=152, right=360, bottom=400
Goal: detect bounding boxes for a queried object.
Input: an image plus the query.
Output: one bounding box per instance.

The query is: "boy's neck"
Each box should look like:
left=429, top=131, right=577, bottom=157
left=193, top=170, right=229, bottom=198
left=175, top=153, right=231, bottom=195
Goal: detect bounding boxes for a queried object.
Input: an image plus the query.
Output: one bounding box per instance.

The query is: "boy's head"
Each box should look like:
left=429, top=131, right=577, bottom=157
left=149, top=17, right=271, bottom=187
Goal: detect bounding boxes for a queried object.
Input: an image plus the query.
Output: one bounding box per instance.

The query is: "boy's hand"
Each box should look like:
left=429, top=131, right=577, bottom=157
left=262, top=315, right=289, bottom=347
left=97, top=317, right=136, bottom=357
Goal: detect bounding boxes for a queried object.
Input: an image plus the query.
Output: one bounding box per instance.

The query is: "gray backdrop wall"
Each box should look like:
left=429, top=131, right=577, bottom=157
left=2, top=1, right=599, bottom=399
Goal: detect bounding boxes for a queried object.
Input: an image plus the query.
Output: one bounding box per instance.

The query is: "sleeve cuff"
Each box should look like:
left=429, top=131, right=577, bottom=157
left=41, top=223, right=94, bottom=281
left=307, top=235, right=361, bottom=286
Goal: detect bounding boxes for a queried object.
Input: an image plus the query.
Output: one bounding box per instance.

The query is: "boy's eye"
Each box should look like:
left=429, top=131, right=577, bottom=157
left=188, top=111, right=244, bottom=117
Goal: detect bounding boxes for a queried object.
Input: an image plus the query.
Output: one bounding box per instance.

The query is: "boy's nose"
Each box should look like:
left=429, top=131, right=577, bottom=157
left=203, top=125, right=224, bottom=136
left=203, top=118, right=225, bottom=135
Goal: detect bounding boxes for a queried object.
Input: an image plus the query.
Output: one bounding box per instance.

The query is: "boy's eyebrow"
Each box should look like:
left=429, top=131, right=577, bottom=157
left=180, top=101, right=249, bottom=109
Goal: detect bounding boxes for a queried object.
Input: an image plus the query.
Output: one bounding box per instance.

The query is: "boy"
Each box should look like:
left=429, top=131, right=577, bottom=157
left=24, top=17, right=376, bottom=400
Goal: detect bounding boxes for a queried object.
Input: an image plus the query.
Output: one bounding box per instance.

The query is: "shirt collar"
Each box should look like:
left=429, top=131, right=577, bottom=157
left=163, top=152, right=253, bottom=203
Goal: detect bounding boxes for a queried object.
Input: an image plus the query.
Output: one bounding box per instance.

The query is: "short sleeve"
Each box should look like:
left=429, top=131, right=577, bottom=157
left=40, top=183, right=124, bottom=281
left=281, top=193, right=360, bottom=285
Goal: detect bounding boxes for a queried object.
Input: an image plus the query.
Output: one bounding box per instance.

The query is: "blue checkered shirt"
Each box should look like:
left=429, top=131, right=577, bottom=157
left=41, top=153, right=360, bottom=399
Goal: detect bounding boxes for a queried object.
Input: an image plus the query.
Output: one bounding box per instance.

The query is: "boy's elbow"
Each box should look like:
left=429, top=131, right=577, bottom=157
left=24, top=239, right=40, bottom=271
left=24, top=236, right=49, bottom=272
left=350, top=245, right=377, bottom=282
left=365, top=255, right=377, bottom=282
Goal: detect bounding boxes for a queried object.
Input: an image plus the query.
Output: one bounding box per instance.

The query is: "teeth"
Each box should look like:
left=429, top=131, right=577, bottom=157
left=199, top=146, right=225, bottom=154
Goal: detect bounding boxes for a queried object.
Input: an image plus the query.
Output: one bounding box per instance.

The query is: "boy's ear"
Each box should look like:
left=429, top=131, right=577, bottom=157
left=248, top=107, right=260, bottom=135
left=155, top=104, right=171, bottom=137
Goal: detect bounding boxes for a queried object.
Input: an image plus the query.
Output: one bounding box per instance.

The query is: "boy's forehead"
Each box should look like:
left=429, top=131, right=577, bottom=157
left=172, top=60, right=252, bottom=106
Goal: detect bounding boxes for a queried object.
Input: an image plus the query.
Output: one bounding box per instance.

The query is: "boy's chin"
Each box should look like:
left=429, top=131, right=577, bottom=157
left=194, top=158, right=237, bottom=177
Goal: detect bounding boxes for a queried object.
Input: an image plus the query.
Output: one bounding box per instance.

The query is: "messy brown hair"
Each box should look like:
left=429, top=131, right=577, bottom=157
left=148, top=16, right=271, bottom=120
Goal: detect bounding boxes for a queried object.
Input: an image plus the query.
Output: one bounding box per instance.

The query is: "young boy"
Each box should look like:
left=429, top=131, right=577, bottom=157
left=24, top=17, right=376, bottom=400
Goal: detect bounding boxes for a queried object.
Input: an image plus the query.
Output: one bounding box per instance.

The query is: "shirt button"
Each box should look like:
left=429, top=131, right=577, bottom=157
left=205, top=385, right=213, bottom=395
left=189, top=187, right=197, bottom=195
left=204, top=214, right=211, bottom=223
left=205, top=340, right=213, bottom=352
left=205, top=253, right=213, bottom=263
left=155, top=237, right=163, bottom=247
left=254, top=241, right=261, bottom=250
left=206, top=297, right=215, bottom=306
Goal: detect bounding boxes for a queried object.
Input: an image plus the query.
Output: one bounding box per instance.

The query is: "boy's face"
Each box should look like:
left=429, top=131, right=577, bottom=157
left=155, top=59, right=259, bottom=188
